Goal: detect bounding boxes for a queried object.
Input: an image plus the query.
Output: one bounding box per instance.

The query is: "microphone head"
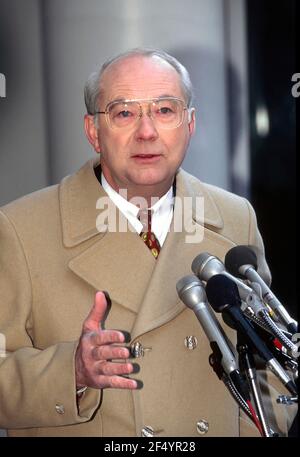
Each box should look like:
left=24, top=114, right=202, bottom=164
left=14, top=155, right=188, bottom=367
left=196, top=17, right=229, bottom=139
left=191, top=252, right=225, bottom=282
left=176, top=275, right=207, bottom=310
left=206, top=274, right=241, bottom=313
left=225, top=245, right=258, bottom=279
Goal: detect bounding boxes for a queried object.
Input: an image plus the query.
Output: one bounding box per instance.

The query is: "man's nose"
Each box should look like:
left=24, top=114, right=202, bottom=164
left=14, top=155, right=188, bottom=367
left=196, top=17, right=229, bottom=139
left=134, top=111, right=159, bottom=141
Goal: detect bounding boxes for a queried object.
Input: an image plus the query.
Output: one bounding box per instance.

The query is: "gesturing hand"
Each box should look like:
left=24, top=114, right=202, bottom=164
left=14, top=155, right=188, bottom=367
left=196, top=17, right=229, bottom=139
left=75, top=291, right=138, bottom=390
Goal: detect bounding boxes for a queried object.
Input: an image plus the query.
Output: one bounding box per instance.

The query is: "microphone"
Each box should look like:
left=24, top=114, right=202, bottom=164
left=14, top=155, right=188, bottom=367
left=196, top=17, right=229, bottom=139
left=191, top=252, right=297, bottom=355
left=176, top=275, right=250, bottom=398
left=205, top=274, right=297, bottom=396
left=192, top=252, right=260, bottom=303
left=225, top=245, right=298, bottom=334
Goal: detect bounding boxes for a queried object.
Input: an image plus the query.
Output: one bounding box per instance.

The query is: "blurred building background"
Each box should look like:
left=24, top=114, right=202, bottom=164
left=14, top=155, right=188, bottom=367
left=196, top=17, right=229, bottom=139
left=0, top=0, right=297, bottom=437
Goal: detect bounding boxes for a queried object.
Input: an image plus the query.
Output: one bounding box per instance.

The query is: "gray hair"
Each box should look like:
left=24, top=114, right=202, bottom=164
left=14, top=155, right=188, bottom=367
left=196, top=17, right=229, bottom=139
left=84, top=48, right=194, bottom=115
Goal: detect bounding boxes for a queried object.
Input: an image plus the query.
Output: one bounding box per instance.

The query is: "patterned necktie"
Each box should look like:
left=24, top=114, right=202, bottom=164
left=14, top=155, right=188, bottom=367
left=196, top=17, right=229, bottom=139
left=139, top=209, right=161, bottom=259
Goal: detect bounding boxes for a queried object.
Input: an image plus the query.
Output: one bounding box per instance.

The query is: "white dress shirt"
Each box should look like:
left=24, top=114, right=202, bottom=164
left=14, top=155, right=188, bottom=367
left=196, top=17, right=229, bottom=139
left=101, top=173, right=174, bottom=248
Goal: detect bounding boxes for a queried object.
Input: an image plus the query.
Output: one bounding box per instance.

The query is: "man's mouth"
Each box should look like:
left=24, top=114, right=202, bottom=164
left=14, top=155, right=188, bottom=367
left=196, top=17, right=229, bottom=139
left=131, top=154, right=162, bottom=161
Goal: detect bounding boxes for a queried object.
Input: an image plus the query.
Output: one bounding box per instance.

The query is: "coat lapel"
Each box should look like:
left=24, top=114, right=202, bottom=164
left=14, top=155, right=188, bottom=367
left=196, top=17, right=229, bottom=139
left=60, top=158, right=156, bottom=314
left=59, top=158, right=103, bottom=247
left=68, top=229, right=157, bottom=315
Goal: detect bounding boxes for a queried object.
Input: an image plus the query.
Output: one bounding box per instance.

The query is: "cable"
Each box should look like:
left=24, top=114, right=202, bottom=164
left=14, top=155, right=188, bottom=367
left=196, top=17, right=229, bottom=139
left=247, top=400, right=264, bottom=436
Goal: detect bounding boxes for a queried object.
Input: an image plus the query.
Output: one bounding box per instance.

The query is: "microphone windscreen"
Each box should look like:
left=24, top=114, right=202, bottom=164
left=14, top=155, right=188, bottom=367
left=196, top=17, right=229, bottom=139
left=225, top=245, right=258, bottom=278
left=206, top=274, right=241, bottom=312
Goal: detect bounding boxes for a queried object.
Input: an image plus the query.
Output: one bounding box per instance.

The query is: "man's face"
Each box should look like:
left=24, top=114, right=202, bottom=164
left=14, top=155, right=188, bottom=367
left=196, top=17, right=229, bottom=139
left=85, top=55, right=195, bottom=197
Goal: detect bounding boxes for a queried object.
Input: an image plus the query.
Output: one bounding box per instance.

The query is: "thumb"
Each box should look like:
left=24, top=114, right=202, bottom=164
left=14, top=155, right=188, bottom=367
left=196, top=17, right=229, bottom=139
left=83, top=291, right=108, bottom=332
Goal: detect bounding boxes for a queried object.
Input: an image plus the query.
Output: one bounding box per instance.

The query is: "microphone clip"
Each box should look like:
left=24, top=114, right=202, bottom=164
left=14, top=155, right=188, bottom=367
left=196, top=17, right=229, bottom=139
left=208, top=343, right=226, bottom=380
left=276, top=395, right=298, bottom=406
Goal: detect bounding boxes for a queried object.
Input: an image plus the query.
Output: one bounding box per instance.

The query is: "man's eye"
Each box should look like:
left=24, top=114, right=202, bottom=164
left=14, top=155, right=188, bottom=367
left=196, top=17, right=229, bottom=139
left=159, top=107, right=173, bottom=114
left=117, top=110, right=132, bottom=118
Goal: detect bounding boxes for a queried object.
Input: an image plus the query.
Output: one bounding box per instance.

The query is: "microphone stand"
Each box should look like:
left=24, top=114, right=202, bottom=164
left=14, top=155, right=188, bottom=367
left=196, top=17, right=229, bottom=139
left=237, top=336, right=275, bottom=437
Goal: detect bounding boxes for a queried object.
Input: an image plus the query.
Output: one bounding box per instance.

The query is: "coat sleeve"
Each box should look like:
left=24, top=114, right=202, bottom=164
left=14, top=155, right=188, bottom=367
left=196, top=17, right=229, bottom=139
left=0, top=210, right=101, bottom=429
left=244, top=198, right=272, bottom=285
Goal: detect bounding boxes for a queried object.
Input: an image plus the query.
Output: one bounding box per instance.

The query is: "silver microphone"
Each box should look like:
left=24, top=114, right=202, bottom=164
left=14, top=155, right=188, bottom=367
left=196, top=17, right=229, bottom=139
left=177, top=275, right=242, bottom=382
left=191, top=252, right=253, bottom=300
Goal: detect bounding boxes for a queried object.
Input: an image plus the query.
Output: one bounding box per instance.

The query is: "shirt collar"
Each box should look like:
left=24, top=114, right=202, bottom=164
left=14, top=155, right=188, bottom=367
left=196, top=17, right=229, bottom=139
left=101, top=173, right=140, bottom=218
left=101, top=172, right=174, bottom=238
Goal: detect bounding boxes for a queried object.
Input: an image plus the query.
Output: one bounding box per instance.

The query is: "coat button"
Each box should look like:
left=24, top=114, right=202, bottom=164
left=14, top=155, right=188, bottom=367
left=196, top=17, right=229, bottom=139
left=197, top=419, right=209, bottom=435
left=184, top=336, right=198, bottom=350
left=55, top=404, right=65, bottom=415
left=141, top=426, right=155, bottom=437
left=130, top=341, right=152, bottom=358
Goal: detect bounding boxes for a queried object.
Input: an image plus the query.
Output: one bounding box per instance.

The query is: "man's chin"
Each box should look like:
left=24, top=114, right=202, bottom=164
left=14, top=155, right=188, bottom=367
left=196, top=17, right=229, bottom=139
left=130, top=176, right=168, bottom=188
left=130, top=168, right=170, bottom=185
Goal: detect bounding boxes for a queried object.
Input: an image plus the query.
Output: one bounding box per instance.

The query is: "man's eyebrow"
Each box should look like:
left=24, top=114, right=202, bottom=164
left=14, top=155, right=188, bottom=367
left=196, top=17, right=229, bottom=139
left=109, top=95, right=178, bottom=103
left=157, top=94, right=177, bottom=99
left=108, top=98, right=127, bottom=104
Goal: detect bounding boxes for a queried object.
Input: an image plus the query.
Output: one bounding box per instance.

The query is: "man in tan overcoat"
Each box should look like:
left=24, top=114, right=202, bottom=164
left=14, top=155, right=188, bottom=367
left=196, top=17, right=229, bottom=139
left=0, top=49, right=296, bottom=437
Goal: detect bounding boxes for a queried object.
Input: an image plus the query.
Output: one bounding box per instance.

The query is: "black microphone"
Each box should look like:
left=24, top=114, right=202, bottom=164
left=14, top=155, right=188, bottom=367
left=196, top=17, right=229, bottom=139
left=205, top=274, right=297, bottom=396
left=225, top=245, right=297, bottom=334
left=176, top=275, right=250, bottom=399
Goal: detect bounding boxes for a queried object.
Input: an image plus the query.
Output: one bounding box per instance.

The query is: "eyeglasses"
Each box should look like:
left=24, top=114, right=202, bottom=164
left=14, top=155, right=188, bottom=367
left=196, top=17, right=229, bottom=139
left=95, top=97, right=188, bottom=130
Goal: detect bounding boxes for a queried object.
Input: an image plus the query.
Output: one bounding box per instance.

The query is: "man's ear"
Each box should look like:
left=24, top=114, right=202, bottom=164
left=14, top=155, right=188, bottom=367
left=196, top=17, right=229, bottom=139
left=84, top=114, right=101, bottom=153
left=188, top=108, right=196, bottom=136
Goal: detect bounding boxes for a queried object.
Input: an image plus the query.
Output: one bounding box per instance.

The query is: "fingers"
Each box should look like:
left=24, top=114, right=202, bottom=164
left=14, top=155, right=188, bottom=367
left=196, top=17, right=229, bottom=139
left=96, top=375, right=138, bottom=390
left=91, top=344, right=130, bottom=361
left=95, top=360, right=134, bottom=377
left=90, top=329, right=126, bottom=347
left=83, top=291, right=108, bottom=332
left=76, top=291, right=142, bottom=391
